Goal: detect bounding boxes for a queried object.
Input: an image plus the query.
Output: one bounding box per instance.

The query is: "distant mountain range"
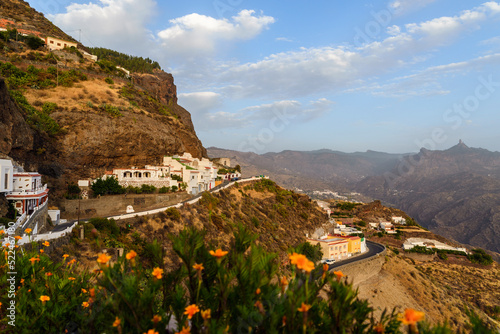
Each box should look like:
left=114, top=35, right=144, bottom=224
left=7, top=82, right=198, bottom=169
left=208, top=141, right=500, bottom=255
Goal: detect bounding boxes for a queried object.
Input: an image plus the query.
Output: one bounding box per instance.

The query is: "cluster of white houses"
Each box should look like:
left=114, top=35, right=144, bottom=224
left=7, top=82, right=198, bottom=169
left=1, top=159, right=51, bottom=236
left=102, top=153, right=241, bottom=196
left=1, top=159, right=49, bottom=216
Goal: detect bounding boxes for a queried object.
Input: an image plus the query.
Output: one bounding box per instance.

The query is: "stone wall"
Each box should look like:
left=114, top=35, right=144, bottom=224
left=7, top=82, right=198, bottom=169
left=335, top=248, right=387, bottom=286
left=403, top=252, right=437, bottom=262
left=17, top=203, right=49, bottom=234
left=59, top=193, right=191, bottom=220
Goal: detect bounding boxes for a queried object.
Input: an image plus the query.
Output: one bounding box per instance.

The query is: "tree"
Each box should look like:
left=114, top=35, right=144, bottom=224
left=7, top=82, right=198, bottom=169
left=24, top=36, right=45, bottom=50
left=235, top=164, right=241, bottom=173
left=91, top=177, right=125, bottom=196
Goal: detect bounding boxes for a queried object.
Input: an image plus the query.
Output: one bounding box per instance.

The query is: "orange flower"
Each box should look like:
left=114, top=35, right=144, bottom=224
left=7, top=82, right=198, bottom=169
left=254, top=300, right=265, bottom=314
left=201, top=309, right=211, bottom=320
left=152, top=314, right=162, bottom=324
left=82, top=301, right=89, bottom=308
left=399, top=308, right=425, bottom=325
left=374, top=323, right=384, bottom=333
left=193, top=263, right=204, bottom=271
left=0, top=230, right=4, bottom=236
left=29, top=257, right=40, bottom=265
left=209, top=249, right=228, bottom=258
left=113, top=316, right=121, bottom=327
left=63, top=254, right=69, bottom=259
left=323, top=263, right=329, bottom=272
left=68, top=259, right=76, bottom=265
left=333, top=271, right=345, bottom=282
left=0, top=302, right=2, bottom=307
left=89, top=288, right=95, bottom=297
left=45, top=272, right=53, bottom=277
left=82, top=288, right=87, bottom=293
left=145, top=330, right=160, bottom=334
left=184, top=304, right=200, bottom=319
left=40, top=295, right=50, bottom=303
left=280, top=276, right=289, bottom=293
left=297, top=303, right=311, bottom=313
left=25, top=228, right=32, bottom=234
left=14, top=236, right=22, bottom=240
left=152, top=267, right=163, bottom=279
left=126, top=250, right=137, bottom=261
left=43, top=241, right=50, bottom=247
left=289, top=253, right=315, bottom=272
left=174, top=327, right=190, bottom=334
left=97, top=253, right=112, bottom=265
left=20, top=278, right=24, bottom=285
left=256, top=288, right=261, bottom=295
left=68, top=277, right=76, bottom=281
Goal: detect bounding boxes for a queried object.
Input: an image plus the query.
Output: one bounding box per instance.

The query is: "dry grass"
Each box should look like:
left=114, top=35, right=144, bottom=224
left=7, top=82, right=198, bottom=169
left=24, top=79, right=131, bottom=112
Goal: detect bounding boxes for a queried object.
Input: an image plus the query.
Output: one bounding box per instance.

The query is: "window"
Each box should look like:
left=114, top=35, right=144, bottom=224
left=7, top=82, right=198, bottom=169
left=16, top=203, right=21, bottom=208
left=57, top=43, right=61, bottom=46
left=4, top=172, right=8, bottom=190
left=50, top=41, right=54, bottom=44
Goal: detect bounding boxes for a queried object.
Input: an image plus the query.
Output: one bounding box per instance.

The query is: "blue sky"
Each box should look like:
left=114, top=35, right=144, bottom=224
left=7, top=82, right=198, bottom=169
left=28, top=0, right=500, bottom=153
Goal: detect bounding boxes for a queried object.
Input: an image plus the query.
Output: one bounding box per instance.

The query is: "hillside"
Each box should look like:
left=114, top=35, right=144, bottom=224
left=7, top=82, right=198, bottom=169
left=48, top=180, right=500, bottom=331
left=0, top=0, right=206, bottom=197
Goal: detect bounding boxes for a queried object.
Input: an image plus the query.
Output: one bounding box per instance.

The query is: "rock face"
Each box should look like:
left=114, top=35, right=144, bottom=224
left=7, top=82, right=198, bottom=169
left=0, top=78, right=35, bottom=161
left=132, top=72, right=196, bottom=132
left=0, top=74, right=207, bottom=195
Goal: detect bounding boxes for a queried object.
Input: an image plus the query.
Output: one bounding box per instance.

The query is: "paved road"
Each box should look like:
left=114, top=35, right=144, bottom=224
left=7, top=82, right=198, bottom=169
left=328, top=241, right=385, bottom=270
left=51, top=221, right=76, bottom=232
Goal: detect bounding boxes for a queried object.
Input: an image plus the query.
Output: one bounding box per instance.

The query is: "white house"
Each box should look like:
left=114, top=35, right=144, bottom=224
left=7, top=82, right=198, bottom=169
left=0, top=159, right=13, bottom=193
left=45, top=36, right=77, bottom=51
left=6, top=171, right=49, bottom=215
left=392, top=216, right=406, bottom=224
left=106, top=165, right=176, bottom=189
left=163, top=153, right=219, bottom=195
left=379, top=221, right=396, bottom=234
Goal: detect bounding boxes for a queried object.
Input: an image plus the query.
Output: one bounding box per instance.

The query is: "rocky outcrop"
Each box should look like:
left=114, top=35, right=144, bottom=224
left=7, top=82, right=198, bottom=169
left=132, top=71, right=197, bottom=132
left=0, top=78, right=35, bottom=160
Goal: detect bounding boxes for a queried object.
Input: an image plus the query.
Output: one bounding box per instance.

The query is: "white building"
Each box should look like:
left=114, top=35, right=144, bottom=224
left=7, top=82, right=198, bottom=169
left=6, top=171, right=49, bottom=215
left=0, top=159, right=13, bottom=193
left=379, top=221, right=396, bottom=234
left=163, top=153, right=218, bottom=195
left=392, top=216, right=406, bottom=224
left=403, top=238, right=468, bottom=253
left=106, top=165, right=176, bottom=189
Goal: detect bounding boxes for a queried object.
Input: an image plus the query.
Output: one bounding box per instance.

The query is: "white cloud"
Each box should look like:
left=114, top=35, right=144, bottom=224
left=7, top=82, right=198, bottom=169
left=389, top=0, right=438, bottom=16
left=49, top=0, right=156, bottom=54
left=346, top=53, right=500, bottom=97
left=216, top=2, right=500, bottom=100
left=276, top=37, right=293, bottom=42
left=178, top=92, right=223, bottom=115
left=157, top=10, right=274, bottom=58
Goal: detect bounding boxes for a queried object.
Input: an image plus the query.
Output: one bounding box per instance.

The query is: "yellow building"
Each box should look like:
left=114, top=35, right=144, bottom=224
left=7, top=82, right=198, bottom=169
left=307, top=237, right=349, bottom=260
left=341, top=236, right=361, bottom=254
left=45, top=36, right=77, bottom=51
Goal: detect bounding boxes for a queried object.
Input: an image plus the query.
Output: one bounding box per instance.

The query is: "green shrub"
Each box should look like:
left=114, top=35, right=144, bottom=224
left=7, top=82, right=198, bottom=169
left=164, top=207, right=181, bottom=221
left=468, top=249, right=493, bottom=265
left=251, top=216, right=260, bottom=227
left=41, top=102, right=58, bottom=114
left=159, top=186, right=170, bottom=193
left=88, top=217, right=120, bottom=237
left=104, top=77, right=114, bottom=85
left=91, top=177, right=125, bottom=196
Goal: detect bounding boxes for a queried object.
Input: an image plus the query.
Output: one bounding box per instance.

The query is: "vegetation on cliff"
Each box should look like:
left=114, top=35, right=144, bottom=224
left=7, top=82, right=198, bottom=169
left=89, top=47, right=161, bottom=74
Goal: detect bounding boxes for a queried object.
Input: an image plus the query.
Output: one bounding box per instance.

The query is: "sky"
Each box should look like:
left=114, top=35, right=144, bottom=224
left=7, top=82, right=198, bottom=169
left=27, top=0, right=500, bottom=154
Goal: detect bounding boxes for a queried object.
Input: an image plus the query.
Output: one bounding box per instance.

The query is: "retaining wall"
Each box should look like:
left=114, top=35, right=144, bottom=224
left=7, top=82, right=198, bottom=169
left=59, top=192, right=191, bottom=219
left=335, top=247, right=387, bottom=286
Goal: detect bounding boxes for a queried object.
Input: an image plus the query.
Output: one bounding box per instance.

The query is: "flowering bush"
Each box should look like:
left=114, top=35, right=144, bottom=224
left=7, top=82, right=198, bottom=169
left=0, top=226, right=497, bottom=333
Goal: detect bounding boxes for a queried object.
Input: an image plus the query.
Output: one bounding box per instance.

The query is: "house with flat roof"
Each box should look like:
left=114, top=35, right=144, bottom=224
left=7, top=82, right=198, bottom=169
left=6, top=172, right=49, bottom=215
left=45, top=36, right=77, bottom=51
left=307, top=236, right=349, bottom=261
